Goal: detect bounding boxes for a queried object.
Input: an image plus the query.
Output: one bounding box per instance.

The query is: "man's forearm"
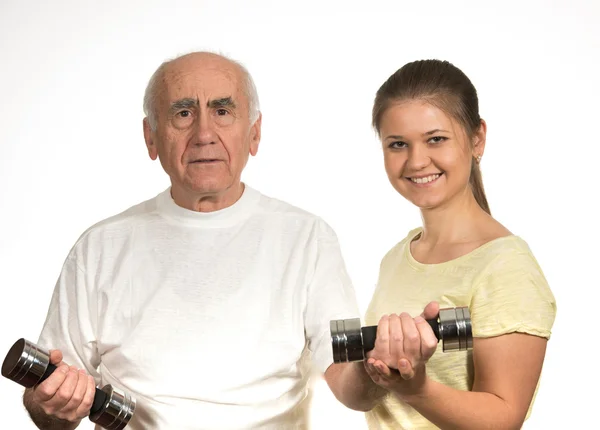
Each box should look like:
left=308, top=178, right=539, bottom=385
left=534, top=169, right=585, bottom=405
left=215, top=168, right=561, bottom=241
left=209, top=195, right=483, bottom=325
left=325, top=362, right=388, bottom=412
left=398, top=379, right=522, bottom=430
left=23, top=388, right=81, bottom=430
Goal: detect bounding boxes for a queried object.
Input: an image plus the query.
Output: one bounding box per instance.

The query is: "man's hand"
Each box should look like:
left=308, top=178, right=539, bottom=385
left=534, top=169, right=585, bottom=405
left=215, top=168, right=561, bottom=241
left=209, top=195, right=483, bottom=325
left=29, top=349, right=96, bottom=423
left=363, top=301, right=440, bottom=395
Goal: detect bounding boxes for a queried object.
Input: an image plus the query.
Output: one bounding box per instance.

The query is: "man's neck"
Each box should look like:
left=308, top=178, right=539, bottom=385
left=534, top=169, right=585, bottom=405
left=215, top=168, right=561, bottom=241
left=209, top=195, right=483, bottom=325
left=171, top=183, right=245, bottom=212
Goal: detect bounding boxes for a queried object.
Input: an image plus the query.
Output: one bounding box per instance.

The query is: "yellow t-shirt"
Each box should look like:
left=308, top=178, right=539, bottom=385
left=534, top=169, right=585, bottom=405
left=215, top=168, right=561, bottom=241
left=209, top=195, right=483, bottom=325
left=364, top=228, right=556, bottom=430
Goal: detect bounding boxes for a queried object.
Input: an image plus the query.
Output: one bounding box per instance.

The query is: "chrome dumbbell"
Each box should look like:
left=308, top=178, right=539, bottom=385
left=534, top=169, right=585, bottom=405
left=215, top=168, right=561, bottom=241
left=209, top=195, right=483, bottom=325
left=2, top=338, right=135, bottom=430
left=330, top=306, right=473, bottom=363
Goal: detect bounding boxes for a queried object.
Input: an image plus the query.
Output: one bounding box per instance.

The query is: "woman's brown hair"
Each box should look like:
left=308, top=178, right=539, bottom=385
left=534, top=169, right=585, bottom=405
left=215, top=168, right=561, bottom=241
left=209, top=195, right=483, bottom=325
left=372, top=59, right=490, bottom=214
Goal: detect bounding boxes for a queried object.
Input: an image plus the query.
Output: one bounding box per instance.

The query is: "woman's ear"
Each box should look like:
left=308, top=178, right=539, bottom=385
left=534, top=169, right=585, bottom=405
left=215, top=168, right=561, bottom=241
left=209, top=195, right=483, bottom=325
left=473, top=119, right=487, bottom=158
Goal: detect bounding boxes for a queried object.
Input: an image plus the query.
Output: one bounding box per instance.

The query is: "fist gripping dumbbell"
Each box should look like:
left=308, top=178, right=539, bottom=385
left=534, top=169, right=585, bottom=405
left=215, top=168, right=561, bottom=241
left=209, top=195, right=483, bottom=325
left=330, top=306, right=473, bottom=363
left=2, top=338, right=135, bottom=430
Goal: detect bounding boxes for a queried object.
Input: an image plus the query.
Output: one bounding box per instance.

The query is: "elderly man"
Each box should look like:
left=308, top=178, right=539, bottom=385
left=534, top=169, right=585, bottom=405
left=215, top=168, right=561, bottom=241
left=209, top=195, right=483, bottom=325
left=22, top=52, right=388, bottom=429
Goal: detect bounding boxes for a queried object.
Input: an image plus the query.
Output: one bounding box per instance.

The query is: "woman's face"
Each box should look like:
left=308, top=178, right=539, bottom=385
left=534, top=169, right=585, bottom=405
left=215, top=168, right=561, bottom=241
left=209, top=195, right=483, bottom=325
left=379, top=100, right=485, bottom=210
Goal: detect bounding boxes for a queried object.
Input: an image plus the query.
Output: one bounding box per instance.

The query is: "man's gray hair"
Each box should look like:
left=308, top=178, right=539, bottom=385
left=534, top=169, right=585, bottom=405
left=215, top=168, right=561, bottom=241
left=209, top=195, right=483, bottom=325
left=143, top=52, right=260, bottom=130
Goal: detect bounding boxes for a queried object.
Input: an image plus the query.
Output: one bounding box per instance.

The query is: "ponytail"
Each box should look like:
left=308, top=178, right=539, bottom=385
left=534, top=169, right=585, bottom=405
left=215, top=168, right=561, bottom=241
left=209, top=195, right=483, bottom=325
left=469, top=159, right=490, bottom=214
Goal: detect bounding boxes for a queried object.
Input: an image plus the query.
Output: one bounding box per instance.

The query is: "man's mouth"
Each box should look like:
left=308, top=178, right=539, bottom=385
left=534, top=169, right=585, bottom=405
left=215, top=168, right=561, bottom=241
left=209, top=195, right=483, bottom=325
left=190, top=159, right=220, bottom=163
left=407, top=173, right=442, bottom=184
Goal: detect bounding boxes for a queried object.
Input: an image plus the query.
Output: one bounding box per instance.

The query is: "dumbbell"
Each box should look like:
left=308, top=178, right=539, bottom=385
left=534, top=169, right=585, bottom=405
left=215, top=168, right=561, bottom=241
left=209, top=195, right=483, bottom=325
left=330, top=306, right=473, bottom=363
left=1, top=338, right=135, bottom=430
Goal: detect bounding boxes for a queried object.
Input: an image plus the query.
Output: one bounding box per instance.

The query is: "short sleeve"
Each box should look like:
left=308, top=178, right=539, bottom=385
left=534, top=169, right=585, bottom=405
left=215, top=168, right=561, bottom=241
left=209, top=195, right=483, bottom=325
left=470, top=251, right=556, bottom=339
left=37, top=248, right=102, bottom=384
left=304, top=220, right=361, bottom=374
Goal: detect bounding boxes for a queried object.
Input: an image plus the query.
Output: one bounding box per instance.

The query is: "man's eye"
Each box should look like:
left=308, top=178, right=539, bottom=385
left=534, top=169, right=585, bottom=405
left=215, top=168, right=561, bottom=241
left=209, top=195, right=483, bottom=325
left=216, top=109, right=229, bottom=116
left=178, top=110, right=191, bottom=117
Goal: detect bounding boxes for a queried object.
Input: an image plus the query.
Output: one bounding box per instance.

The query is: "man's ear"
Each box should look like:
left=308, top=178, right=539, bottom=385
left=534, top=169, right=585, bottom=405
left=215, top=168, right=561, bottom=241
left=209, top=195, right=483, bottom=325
left=143, top=118, right=158, bottom=160
left=249, top=112, right=262, bottom=156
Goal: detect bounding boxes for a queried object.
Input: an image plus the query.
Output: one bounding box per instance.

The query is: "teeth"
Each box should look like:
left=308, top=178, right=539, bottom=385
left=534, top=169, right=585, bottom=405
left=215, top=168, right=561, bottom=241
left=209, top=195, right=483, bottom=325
left=410, top=174, right=440, bottom=184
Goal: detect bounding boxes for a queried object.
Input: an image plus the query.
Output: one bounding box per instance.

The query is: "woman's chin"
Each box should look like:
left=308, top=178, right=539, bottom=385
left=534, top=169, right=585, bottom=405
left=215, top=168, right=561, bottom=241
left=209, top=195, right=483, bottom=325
left=408, top=196, right=446, bottom=211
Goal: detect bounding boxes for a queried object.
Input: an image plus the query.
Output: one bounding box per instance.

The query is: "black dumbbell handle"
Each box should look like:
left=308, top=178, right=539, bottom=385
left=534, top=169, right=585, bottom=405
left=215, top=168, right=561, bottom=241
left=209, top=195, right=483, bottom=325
left=360, top=318, right=440, bottom=353
left=40, top=363, right=108, bottom=417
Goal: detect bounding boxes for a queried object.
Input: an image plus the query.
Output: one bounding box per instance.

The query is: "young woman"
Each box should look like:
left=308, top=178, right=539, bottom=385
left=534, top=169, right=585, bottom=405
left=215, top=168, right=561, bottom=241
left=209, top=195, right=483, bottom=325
left=361, top=60, right=556, bottom=429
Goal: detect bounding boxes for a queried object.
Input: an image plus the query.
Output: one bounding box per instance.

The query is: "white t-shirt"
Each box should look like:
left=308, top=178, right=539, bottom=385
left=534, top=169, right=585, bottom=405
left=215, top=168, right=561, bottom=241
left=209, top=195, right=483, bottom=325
left=37, top=185, right=360, bottom=429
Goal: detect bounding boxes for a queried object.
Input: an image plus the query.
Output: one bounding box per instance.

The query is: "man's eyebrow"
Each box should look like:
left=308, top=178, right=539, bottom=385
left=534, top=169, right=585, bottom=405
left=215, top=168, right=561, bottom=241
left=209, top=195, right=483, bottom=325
left=169, top=98, right=198, bottom=113
left=208, top=97, right=236, bottom=109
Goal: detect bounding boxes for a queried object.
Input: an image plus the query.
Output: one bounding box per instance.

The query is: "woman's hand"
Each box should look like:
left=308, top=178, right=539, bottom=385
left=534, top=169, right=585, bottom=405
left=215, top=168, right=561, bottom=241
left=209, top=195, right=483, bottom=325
left=363, top=302, right=440, bottom=396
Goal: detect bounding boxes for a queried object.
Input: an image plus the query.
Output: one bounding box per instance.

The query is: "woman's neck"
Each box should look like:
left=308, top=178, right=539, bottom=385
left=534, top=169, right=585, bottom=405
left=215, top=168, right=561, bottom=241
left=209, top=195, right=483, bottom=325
left=418, top=189, right=491, bottom=246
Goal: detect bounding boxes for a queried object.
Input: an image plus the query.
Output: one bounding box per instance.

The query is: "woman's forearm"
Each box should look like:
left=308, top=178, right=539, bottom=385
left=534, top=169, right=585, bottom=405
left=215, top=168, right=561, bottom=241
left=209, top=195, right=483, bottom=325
left=397, top=378, right=523, bottom=430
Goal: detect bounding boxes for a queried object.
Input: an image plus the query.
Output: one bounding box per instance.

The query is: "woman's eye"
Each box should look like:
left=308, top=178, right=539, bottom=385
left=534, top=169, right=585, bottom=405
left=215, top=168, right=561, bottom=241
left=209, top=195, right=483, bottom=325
left=388, top=141, right=407, bottom=149
left=429, top=136, right=447, bottom=144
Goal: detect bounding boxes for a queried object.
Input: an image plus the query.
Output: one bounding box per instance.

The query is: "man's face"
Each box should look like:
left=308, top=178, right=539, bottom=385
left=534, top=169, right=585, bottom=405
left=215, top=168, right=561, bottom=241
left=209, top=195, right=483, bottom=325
left=144, top=54, right=261, bottom=208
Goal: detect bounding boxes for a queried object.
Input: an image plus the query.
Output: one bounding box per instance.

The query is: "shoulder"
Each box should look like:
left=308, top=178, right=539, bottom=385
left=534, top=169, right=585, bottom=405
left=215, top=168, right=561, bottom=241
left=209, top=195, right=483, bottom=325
left=470, top=236, right=556, bottom=338
left=252, top=187, right=337, bottom=236
left=69, top=192, right=162, bottom=255
left=380, top=227, right=422, bottom=266
left=471, top=235, right=555, bottom=306
left=475, top=235, right=543, bottom=274
left=254, top=189, right=320, bottom=220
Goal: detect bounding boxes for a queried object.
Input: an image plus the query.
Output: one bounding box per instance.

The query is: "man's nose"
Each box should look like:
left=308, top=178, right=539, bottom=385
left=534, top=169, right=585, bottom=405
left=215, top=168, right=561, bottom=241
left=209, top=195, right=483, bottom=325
left=193, top=111, right=217, bottom=145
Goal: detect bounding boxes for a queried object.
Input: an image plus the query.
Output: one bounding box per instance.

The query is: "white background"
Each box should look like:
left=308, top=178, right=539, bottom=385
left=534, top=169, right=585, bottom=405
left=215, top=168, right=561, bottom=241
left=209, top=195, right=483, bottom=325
left=1, top=0, right=598, bottom=428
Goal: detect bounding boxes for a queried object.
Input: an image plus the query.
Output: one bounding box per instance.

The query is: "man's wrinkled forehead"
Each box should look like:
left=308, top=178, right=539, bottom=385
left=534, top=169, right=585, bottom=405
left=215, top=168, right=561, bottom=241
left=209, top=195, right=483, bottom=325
left=160, top=62, right=243, bottom=105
